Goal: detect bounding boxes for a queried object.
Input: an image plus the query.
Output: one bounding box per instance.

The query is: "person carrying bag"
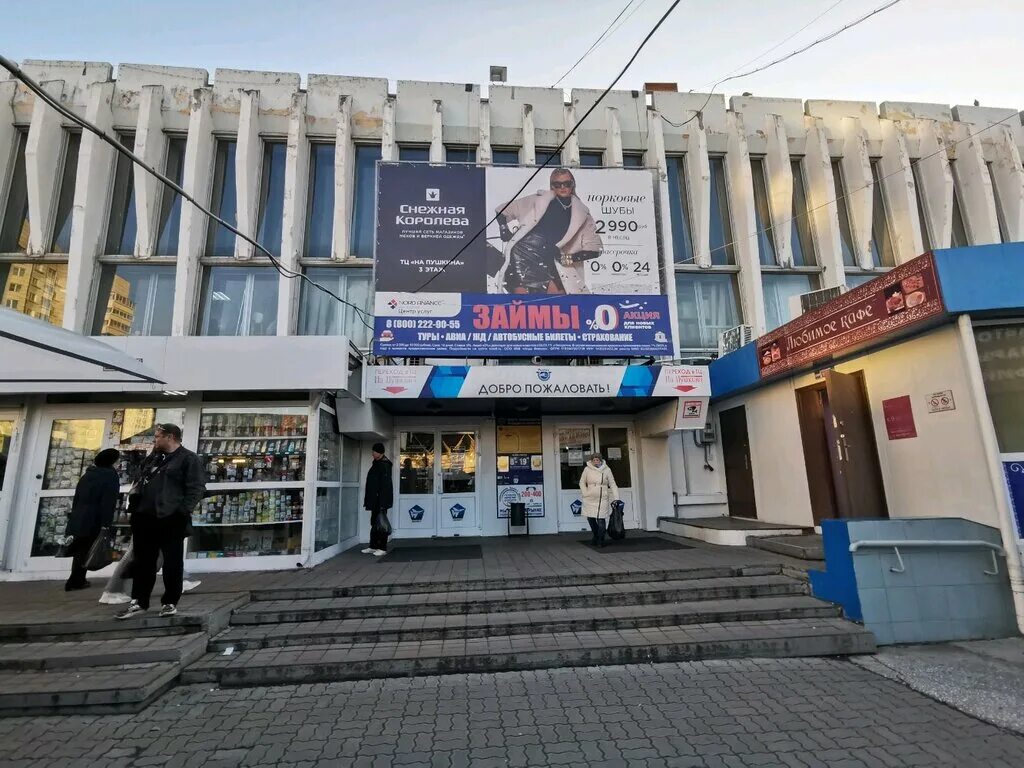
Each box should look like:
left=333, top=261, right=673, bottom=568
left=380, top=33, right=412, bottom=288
left=579, top=453, right=619, bottom=547
left=362, top=442, right=393, bottom=557
left=62, top=448, right=120, bottom=591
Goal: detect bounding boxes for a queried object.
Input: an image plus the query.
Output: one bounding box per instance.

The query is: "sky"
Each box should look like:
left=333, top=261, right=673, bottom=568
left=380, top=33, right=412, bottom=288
left=2, top=0, right=1021, bottom=109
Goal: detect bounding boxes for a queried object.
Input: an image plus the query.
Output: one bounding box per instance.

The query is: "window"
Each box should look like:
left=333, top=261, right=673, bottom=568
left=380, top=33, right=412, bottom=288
left=674, top=272, right=740, bottom=352
left=92, top=264, right=175, bottom=336
left=975, top=323, right=1024, bottom=452
left=987, top=161, right=1010, bottom=243
left=949, top=161, right=970, bottom=248
left=298, top=266, right=372, bottom=348
left=305, top=143, right=335, bottom=258
left=492, top=149, right=520, bottom=166
left=206, top=140, right=238, bottom=257
left=580, top=151, right=602, bottom=167
left=623, top=152, right=644, bottom=168
left=445, top=146, right=476, bottom=163
left=350, top=144, right=382, bottom=258
left=762, top=273, right=818, bottom=332
left=0, top=130, right=29, bottom=252
left=255, top=141, right=287, bottom=257
left=536, top=148, right=561, bottom=167
left=832, top=160, right=857, bottom=267
left=750, top=157, right=777, bottom=266
left=199, top=266, right=278, bottom=336
left=910, top=163, right=933, bottom=253
left=399, top=146, right=429, bottom=162
left=155, top=137, right=186, bottom=256
left=869, top=159, right=896, bottom=268
left=708, top=156, right=735, bottom=265
left=50, top=133, right=81, bottom=254
left=0, top=262, right=67, bottom=326
left=845, top=273, right=878, bottom=288
left=666, top=157, right=694, bottom=264
left=790, top=160, right=816, bottom=267
left=105, top=133, right=137, bottom=255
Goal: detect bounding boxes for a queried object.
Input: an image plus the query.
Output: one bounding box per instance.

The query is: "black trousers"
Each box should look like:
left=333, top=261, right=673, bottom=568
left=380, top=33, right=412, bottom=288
left=369, top=508, right=389, bottom=551
left=587, top=517, right=607, bottom=544
left=65, top=535, right=95, bottom=587
left=130, top=514, right=187, bottom=609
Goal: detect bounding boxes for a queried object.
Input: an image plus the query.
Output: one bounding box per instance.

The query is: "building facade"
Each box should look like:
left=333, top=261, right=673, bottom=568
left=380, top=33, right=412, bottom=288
left=0, top=59, right=1022, bottom=579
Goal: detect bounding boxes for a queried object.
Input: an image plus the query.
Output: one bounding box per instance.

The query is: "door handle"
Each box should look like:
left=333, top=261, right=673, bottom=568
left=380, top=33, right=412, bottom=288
left=743, top=454, right=749, bottom=470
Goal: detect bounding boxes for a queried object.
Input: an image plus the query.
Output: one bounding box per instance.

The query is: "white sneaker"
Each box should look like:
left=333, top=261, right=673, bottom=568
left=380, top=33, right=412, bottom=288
left=182, top=579, right=201, bottom=593
left=114, top=600, right=146, bottom=620
left=99, top=592, right=131, bottom=605
left=372, top=549, right=387, bottom=557
left=360, top=548, right=375, bottom=554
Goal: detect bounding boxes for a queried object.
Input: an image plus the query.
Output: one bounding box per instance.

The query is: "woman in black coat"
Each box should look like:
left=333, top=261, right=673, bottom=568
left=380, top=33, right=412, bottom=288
left=64, top=448, right=120, bottom=591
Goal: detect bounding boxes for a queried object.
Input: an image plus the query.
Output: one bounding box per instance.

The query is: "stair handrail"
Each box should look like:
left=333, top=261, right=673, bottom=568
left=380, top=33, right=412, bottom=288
left=848, top=539, right=1006, bottom=576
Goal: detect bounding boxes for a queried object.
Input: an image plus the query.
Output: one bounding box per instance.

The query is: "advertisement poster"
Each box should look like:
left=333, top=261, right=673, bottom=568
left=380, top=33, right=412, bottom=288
left=374, top=163, right=673, bottom=357
left=497, top=453, right=545, bottom=519
left=882, top=395, right=918, bottom=440
left=1003, top=459, right=1024, bottom=539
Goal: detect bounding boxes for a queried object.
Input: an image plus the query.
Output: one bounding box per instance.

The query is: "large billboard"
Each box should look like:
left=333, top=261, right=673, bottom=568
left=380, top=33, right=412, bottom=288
left=373, top=163, right=673, bottom=357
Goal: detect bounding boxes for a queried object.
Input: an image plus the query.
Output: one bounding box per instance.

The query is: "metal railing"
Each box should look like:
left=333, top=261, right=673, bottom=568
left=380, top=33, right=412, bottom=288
left=848, top=539, right=1006, bottom=576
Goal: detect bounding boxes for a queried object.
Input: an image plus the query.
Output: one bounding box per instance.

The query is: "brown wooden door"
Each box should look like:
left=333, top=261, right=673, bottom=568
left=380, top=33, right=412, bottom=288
left=824, top=371, right=888, bottom=519
left=796, top=384, right=839, bottom=524
left=720, top=406, right=757, bottom=519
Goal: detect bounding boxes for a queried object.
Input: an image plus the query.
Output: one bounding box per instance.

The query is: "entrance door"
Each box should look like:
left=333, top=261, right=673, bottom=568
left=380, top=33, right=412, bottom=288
left=556, top=424, right=640, bottom=532
left=796, top=385, right=840, bottom=524
left=824, top=371, right=888, bottom=519
left=596, top=426, right=638, bottom=530
left=720, top=406, right=757, bottom=518
left=395, top=429, right=479, bottom=537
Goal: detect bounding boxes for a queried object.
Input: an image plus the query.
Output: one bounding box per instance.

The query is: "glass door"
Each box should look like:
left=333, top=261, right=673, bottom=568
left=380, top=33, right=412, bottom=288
left=395, top=429, right=480, bottom=537
left=0, top=417, right=14, bottom=505
left=596, top=426, right=638, bottom=530
left=557, top=425, right=593, bottom=532
left=395, top=431, right=436, bottom=536
left=438, top=431, right=477, bottom=535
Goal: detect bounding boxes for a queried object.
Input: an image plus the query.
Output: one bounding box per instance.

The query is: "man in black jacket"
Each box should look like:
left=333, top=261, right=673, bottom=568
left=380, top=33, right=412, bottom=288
left=64, top=448, right=121, bottom=591
left=115, top=423, right=205, bottom=619
left=362, top=442, right=393, bottom=557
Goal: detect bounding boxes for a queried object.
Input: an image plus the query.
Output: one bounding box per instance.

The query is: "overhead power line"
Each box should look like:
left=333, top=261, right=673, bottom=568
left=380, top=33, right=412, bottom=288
left=0, top=54, right=375, bottom=331
left=552, top=0, right=638, bottom=88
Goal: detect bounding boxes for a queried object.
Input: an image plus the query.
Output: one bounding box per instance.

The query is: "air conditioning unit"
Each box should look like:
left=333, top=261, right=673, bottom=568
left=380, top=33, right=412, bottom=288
left=797, top=285, right=847, bottom=315
left=718, top=324, right=754, bottom=357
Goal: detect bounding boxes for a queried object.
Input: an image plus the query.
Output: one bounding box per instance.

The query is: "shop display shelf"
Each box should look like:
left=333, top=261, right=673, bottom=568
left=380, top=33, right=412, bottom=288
left=199, top=435, right=308, bottom=441
left=192, top=519, right=303, bottom=527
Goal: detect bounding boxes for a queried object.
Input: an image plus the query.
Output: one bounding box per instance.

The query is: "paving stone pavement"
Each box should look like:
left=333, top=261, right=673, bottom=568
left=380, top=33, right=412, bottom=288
left=0, top=657, right=1021, bottom=768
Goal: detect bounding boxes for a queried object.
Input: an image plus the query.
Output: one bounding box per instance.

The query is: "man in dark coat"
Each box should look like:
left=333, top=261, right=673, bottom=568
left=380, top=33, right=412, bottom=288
left=64, top=448, right=121, bottom=591
left=362, top=442, right=393, bottom=556
left=115, top=423, right=205, bottom=619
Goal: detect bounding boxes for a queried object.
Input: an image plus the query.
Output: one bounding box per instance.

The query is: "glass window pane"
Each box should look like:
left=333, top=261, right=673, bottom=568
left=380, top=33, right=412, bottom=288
left=156, top=137, right=186, bottom=256
left=975, top=323, right=1024, bottom=452
left=350, top=144, right=382, bottom=258
left=492, top=149, right=520, bottom=166
left=42, top=418, right=105, bottom=491
left=256, top=142, right=287, bottom=257
left=399, top=146, right=429, bottom=162
left=200, top=266, right=278, bottom=336
left=666, top=157, right=694, bottom=264
left=0, top=262, right=67, bottom=326
left=93, top=264, right=175, bottom=336
left=597, top=427, right=631, bottom=487
left=206, top=140, right=238, bottom=257
left=314, top=487, right=341, bottom=552
left=536, top=148, right=561, bottom=167
left=790, top=160, right=816, bottom=267
left=50, top=133, right=81, bottom=254
left=340, top=485, right=359, bottom=540
left=750, top=157, right=777, bottom=266
left=708, top=156, right=735, bottom=265
left=623, top=153, right=644, bottom=168
left=305, top=143, right=335, bottom=258
left=0, top=131, right=30, bottom=253
left=441, top=432, right=476, bottom=493
left=399, top=432, right=434, bottom=494
left=558, top=426, right=592, bottom=490
left=445, top=146, right=476, bottom=163
left=762, top=273, right=816, bottom=331
left=911, top=163, right=933, bottom=253
left=580, top=151, right=602, bottom=167
left=869, top=159, right=896, bottom=267
left=845, top=273, right=877, bottom=288
left=832, top=160, right=858, bottom=267
left=342, top=435, right=360, bottom=484
left=105, top=133, right=137, bottom=255
left=674, top=272, right=740, bottom=351
left=317, top=410, right=340, bottom=482
left=0, top=419, right=13, bottom=493
left=298, top=267, right=372, bottom=347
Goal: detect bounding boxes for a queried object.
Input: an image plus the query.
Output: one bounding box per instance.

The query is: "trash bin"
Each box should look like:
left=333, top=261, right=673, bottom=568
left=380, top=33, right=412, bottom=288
left=510, top=502, right=527, bottom=527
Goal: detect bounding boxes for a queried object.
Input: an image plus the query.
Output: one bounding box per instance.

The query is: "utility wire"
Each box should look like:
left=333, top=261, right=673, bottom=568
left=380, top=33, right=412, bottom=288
left=0, top=54, right=375, bottom=331
left=552, top=0, right=638, bottom=88
left=413, top=0, right=684, bottom=293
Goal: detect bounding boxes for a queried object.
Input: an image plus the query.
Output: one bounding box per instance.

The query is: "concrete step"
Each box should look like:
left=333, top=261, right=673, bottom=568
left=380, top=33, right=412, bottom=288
left=183, top=618, right=876, bottom=687
left=230, top=575, right=809, bottom=625
left=0, top=633, right=208, bottom=671
left=210, top=595, right=840, bottom=651
left=747, top=535, right=825, bottom=561
left=0, top=662, right=180, bottom=716
left=249, top=563, right=781, bottom=601
left=658, top=517, right=807, bottom=547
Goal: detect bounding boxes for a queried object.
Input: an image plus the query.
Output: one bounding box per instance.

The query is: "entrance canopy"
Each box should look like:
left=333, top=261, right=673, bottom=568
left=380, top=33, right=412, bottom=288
left=0, top=308, right=164, bottom=393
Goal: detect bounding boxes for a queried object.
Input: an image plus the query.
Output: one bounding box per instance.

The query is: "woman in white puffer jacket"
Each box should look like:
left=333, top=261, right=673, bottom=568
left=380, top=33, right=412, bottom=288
left=579, top=453, right=619, bottom=547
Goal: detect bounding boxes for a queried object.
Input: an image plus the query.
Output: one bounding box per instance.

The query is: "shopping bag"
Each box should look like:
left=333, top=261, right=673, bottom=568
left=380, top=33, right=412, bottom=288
left=84, top=527, right=116, bottom=571
left=608, top=501, right=626, bottom=540
left=53, top=535, right=75, bottom=558
left=372, top=510, right=393, bottom=537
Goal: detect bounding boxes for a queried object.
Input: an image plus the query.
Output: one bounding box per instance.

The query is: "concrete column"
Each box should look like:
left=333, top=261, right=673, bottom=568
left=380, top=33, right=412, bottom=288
left=913, top=119, right=954, bottom=248
left=381, top=96, right=397, bottom=161
left=521, top=105, right=536, bottom=166
left=725, top=112, right=766, bottom=337
left=803, top=117, right=844, bottom=288
left=477, top=100, right=492, bottom=165
left=172, top=87, right=215, bottom=336
left=879, top=120, right=924, bottom=263
left=332, top=95, right=354, bottom=261
left=0, top=82, right=19, bottom=213
left=234, top=89, right=262, bottom=260
left=763, top=114, right=793, bottom=267
left=839, top=117, right=874, bottom=270
left=684, top=117, right=711, bottom=268
left=563, top=103, right=579, bottom=167
left=988, top=124, right=1024, bottom=241
left=605, top=107, right=623, bottom=168
left=24, top=80, right=66, bottom=256
left=132, top=85, right=168, bottom=258
left=277, top=90, right=308, bottom=336
left=429, top=100, right=444, bottom=164
left=646, top=107, right=668, bottom=176
left=952, top=123, right=1001, bottom=245
left=64, top=81, right=116, bottom=332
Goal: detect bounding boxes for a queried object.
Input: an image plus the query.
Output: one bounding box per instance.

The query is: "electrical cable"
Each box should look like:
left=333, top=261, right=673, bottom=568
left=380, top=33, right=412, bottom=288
left=551, top=0, right=638, bottom=88
left=412, top=0, right=684, bottom=294
left=0, top=54, right=375, bottom=331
